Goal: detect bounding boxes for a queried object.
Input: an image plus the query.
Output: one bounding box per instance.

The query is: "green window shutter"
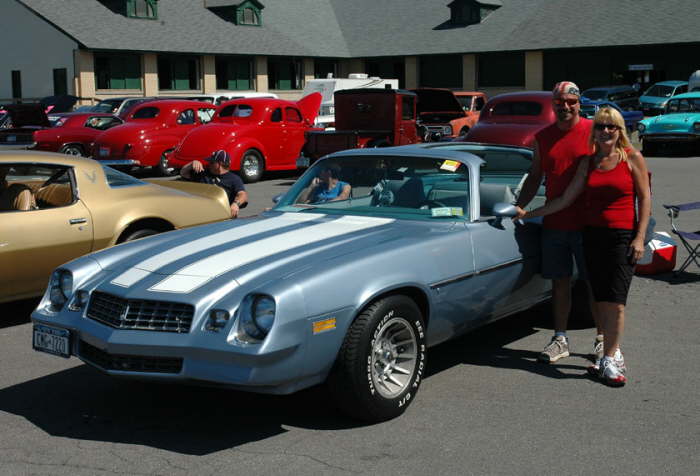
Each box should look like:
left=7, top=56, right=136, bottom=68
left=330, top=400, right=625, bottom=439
left=110, top=57, right=126, bottom=89
left=172, top=59, right=189, bottom=90
left=124, top=55, right=141, bottom=89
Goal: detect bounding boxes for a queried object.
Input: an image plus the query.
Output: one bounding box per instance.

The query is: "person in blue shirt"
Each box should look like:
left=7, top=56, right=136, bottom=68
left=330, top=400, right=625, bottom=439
left=302, top=163, right=351, bottom=203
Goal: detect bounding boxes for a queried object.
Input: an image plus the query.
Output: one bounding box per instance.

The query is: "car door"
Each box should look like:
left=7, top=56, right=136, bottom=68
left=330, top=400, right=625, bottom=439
left=397, top=95, right=418, bottom=144
left=262, top=107, right=284, bottom=165
left=281, top=106, right=306, bottom=167
left=0, top=165, right=93, bottom=301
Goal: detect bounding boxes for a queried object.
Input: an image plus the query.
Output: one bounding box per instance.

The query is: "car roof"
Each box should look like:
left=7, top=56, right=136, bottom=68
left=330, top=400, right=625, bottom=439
left=0, top=150, right=101, bottom=167
left=488, top=91, right=552, bottom=101
left=326, top=142, right=486, bottom=168
left=584, top=85, right=633, bottom=91
left=132, top=99, right=214, bottom=110
left=653, top=80, right=688, bottom=86
left=666, top=92, right=700, bottom=100
left=49, top=112, right=116, bottom=118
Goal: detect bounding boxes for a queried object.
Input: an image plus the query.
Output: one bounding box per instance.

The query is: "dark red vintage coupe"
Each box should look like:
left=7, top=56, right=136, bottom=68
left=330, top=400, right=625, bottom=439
left=92, top=100, right=216, bottom=175
left=464, top=92, right=555, bottom=149
left=33, top=113, right=123, bottom=156
left=168, top=94, right=321, bottom=182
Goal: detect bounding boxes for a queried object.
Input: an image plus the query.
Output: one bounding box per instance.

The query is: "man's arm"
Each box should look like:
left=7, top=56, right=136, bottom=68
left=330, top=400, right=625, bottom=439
left=515, top=141, right=544, bottom=209
left=329, top=183, right=351, bottom=201
left=230, top=190, right=248, bottom=218
left=181, top=160, right=204, bottom=180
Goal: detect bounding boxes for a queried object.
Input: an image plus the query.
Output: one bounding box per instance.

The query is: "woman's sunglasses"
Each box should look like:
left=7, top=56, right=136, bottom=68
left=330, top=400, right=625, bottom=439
left=594, top=123, right=621, bottom=131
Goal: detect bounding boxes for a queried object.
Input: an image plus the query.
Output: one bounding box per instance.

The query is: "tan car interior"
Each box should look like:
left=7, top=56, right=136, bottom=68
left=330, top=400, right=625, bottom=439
left=0, top=166, right=74, bottom=212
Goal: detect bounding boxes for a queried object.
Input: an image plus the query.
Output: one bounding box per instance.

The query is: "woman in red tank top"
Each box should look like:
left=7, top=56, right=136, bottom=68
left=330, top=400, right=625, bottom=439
left=514, top=106, right=651, bottom=387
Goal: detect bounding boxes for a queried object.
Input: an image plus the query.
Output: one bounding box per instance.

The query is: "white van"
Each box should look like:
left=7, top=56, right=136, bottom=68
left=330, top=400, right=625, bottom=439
left=185, top=92, right=279, bottom=105
left=689, top=71, right=700, bottom=92
left=301, top=74, right=399, bottom=128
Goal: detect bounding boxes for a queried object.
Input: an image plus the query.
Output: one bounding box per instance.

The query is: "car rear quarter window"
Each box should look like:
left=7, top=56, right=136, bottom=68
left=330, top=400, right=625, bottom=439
left=285, top=107, right=302, bottom=123
left=101, top=165, right=146, bottom=188
left=176, top=109, right=195, bottom=125
left=219, top=104, right=253, bottom=118
left=132, top=106, right=160, bottom=119
left=492, top=101, right=542, bottom=116
left=197, top=108, right=216, bottom=123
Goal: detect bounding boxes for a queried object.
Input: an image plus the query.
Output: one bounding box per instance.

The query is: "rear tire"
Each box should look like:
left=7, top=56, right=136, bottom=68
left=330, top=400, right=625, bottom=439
left=459, top=127, right=470, bottom=137
left=59, top=144, right=84, bottom=157
left=239, top=149, right=264, bottom=183
left=327, top=295, right=427, bottom=422
left=119, top=228, right=159, bottom=243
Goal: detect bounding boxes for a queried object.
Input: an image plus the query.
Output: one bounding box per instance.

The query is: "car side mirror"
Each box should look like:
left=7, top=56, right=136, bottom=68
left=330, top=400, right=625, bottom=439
left=272, top=193, right=283, bottom=204
left=492, top=202, right=517, bottom=217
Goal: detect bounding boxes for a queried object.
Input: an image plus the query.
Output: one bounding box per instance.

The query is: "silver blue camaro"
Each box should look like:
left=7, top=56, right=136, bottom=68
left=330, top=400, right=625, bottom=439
left=31, top=143, right=551, bottom=421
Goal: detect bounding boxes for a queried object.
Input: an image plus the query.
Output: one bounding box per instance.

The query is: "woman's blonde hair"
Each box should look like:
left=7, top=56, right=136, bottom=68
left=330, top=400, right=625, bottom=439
left=588, top=106, right=633, bottom=162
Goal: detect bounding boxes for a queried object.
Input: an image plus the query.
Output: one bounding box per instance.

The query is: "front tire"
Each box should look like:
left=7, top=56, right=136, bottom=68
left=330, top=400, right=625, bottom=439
left=59, top=144, right=84, bottom=157
left=328, top=295, right=427, bottom=422
left=239, top=149, right=264, bottom=183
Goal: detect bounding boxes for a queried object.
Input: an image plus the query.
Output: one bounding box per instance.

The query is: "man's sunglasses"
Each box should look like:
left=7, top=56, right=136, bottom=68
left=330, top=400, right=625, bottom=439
left=552, top=98, right=579, bottom=106
left=594, top=123, right=621, bottom=131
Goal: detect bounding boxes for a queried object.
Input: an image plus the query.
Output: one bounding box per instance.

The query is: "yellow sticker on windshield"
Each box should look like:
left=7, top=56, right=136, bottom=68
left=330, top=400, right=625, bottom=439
left=440, top=160, right=460, bottom=172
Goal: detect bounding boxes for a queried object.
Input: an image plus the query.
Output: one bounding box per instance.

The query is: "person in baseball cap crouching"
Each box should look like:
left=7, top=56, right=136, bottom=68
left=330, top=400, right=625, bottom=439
left=181, top=150, right=248, bottom=218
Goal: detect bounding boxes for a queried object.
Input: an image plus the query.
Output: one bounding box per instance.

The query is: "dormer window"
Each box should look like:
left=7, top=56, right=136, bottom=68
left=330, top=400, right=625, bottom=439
left=205, top=0, right=263, bottom=26
left=127, top=0, right=157, bottom=19
left=448, top=0, right=501, bottom=26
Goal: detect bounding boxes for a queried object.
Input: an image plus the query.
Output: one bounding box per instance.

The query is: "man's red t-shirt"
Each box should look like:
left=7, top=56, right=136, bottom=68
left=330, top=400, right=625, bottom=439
left=535, top=117, right=593, bottom=230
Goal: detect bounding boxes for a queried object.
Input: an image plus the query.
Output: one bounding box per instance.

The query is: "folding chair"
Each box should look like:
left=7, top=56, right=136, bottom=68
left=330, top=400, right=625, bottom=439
left=663, top=201, right=700, bottom=274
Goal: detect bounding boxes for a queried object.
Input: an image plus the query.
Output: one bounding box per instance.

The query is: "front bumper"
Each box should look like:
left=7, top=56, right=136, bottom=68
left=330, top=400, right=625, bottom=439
left=31, top=307, right=313, bottom=395
left=0, top=141, right=36, bottom=150
left=640, top=133, right=700, bottom=143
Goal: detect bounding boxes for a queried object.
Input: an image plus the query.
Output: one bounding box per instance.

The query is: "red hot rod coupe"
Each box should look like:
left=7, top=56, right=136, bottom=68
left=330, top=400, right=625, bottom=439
left=92, top=100, right=216, bottom=175
left=168, top=93, right=322, bottom=182
left=33, top=113, right=123, bottom=156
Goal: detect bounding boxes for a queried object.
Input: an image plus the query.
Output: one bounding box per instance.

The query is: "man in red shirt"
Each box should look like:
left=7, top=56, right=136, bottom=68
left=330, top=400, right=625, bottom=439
left=515, top=81, right=601, bottom=363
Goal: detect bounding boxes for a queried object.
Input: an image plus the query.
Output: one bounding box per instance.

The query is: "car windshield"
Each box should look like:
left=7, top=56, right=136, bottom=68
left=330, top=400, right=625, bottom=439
left=275, top=155, right=470, bottom=221
left=457, top=96, right=474, bottom=110
left=644, top=85, right=674, bottom=97
left=582, top=90, right=608, bottom=100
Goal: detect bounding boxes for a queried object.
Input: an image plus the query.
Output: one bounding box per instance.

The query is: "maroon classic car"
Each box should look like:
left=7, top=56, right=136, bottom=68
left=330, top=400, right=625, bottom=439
left=92, top=100, right=216, bottom=175
left=464, top=92, right=555, bottom=148
left=168, top=93, right=321, bottom=182
left=0, top=104, right=52, bottom=150
left=32, top=113, right=123, bottom=156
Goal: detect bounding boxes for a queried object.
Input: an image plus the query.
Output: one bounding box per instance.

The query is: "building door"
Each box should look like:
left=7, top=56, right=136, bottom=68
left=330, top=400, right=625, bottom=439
left=53, top=68, right=68, bottom=96
left=11, top=71, right=21, bottom=101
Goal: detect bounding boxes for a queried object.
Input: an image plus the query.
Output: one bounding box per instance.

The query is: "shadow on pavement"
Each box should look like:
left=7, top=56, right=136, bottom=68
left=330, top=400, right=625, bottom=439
left=0, top=298, right=40, bottom=329
left=0, top=304, right=593, bottom=453
left=636, top=270, right=700, bottom=284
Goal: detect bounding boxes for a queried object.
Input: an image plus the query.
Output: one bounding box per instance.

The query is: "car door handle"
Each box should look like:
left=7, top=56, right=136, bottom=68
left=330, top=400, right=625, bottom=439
left=69, top=218, right=87, bottom=225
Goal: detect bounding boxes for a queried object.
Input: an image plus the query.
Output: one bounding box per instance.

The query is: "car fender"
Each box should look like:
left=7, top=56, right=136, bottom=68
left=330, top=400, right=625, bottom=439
left=138, top=133, right=182, bottom=166
left=227, top=137, right=268, bottom=169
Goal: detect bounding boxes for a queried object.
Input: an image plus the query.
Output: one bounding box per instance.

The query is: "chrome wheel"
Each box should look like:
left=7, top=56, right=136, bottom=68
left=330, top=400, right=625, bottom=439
left=370, top=317, right=417, bottom=399
left=242, top=154, right=260, bottom=177
left=60, top=145, right=83, bottom=156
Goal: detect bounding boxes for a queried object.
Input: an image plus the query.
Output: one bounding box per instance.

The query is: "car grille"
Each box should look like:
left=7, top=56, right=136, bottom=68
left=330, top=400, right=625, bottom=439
left=0, top=132, right=34, bottom=144
left=86, top=291, right=194, bottom=333
left=79, top=340, right=183, bottom=374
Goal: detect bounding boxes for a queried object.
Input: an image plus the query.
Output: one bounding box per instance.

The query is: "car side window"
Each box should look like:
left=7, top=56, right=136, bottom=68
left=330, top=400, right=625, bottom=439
left=676, top=85, right=688, bottom=95
left=666, top=100, right=679, bottom=113
left=197, top=108, right=216, bottom=124
left=678, top=99, right=690, bottom=113
left=285, top=107, right=302, bottom=123
left=132, top=106, right=159, bottom=119
left=474, top=97, right=485, bottom=111
left=177, top=109, right=195, bottom=125
left=271, top=108, right=282, bottom=122
left=402, top=97, right=414, bottom=120
left=1, top=164, right=76, bottom=212
left=101, top=165, right=146, bottom=188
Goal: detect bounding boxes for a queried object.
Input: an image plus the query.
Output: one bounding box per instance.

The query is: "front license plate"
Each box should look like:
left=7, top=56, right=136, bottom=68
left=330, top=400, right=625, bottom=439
left=33, top=324, right=71, bottom=358
left=99, top=147, right=110, bottom=157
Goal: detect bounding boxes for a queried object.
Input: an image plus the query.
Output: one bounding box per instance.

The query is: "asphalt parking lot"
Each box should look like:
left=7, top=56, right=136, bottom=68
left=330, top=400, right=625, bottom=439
left=1, top=145, right=699, bottom=475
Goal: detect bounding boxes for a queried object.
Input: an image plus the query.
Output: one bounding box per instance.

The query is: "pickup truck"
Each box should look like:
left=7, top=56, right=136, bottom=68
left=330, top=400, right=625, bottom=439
left=301, top=89, right=419, bottom=165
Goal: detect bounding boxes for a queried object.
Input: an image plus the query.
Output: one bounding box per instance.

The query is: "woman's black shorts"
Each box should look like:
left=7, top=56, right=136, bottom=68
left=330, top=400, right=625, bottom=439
left=583, top=227, right=635, bottom=305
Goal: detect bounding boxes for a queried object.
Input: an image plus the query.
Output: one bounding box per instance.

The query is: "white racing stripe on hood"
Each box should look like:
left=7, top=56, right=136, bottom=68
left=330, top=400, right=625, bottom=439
left=110, top=213, right=323, bottom=288
left=149, top=215, right=395, bottom=294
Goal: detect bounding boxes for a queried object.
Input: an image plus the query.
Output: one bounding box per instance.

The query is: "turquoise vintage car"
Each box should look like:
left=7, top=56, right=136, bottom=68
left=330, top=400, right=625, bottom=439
left=639, top=80, right=688, bottom=116
left=638, top=92, right=700, bottom=155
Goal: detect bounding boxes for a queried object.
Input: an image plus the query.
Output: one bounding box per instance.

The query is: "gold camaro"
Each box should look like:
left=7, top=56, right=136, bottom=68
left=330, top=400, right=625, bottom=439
left=0, top=151, right=232, bottom=303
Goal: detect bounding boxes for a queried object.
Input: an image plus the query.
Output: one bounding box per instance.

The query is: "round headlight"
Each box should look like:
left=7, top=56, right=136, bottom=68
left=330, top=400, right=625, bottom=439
left=49, top=269, right=73, bottom=310
left=252, top=296, right=276, bottom=334
left=237, top=295, right=276, bottom=343
left=443, top=125, right=453, bottom=135
left=637, top=123, right=646, bottom=133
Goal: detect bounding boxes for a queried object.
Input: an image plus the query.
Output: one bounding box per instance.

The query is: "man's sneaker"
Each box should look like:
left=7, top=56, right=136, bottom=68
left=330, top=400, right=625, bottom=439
left=538, top=335, right=569, bottom=363
left=592, top=336, right=604, bottom=361
left=589, top=349, right=626, bottom=374
left=596, top=357, right=627, bottom=387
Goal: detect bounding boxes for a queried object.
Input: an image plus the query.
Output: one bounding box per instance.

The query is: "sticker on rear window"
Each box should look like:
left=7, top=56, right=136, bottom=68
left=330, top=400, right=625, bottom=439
left=440, top=160, right=460, bottom=172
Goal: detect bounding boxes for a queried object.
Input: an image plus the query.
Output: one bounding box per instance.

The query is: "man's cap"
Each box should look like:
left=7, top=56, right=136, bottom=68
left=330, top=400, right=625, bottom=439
left=207, top=149, right=230, bottom=167
left=552, top=81, right=580, bottom=97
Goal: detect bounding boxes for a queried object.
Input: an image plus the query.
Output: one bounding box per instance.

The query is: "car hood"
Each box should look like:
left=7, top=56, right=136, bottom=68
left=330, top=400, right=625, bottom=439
left=0, top=104, right=50, bottom=128
left=175, top=123, right=243, bottom=157
left=639, top=95, right=668, bottom=106
left=412, top=89, right=465, bottom=116
left=465, top=122, right=545, bottom=148
left=89, top=212, right=439, bottom=298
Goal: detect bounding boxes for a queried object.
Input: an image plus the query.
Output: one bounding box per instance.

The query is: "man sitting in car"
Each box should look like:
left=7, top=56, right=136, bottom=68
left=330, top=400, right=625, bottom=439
left=300, top=163, right=351, bottom=204
left=181, top=150, right=248, bottom=218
